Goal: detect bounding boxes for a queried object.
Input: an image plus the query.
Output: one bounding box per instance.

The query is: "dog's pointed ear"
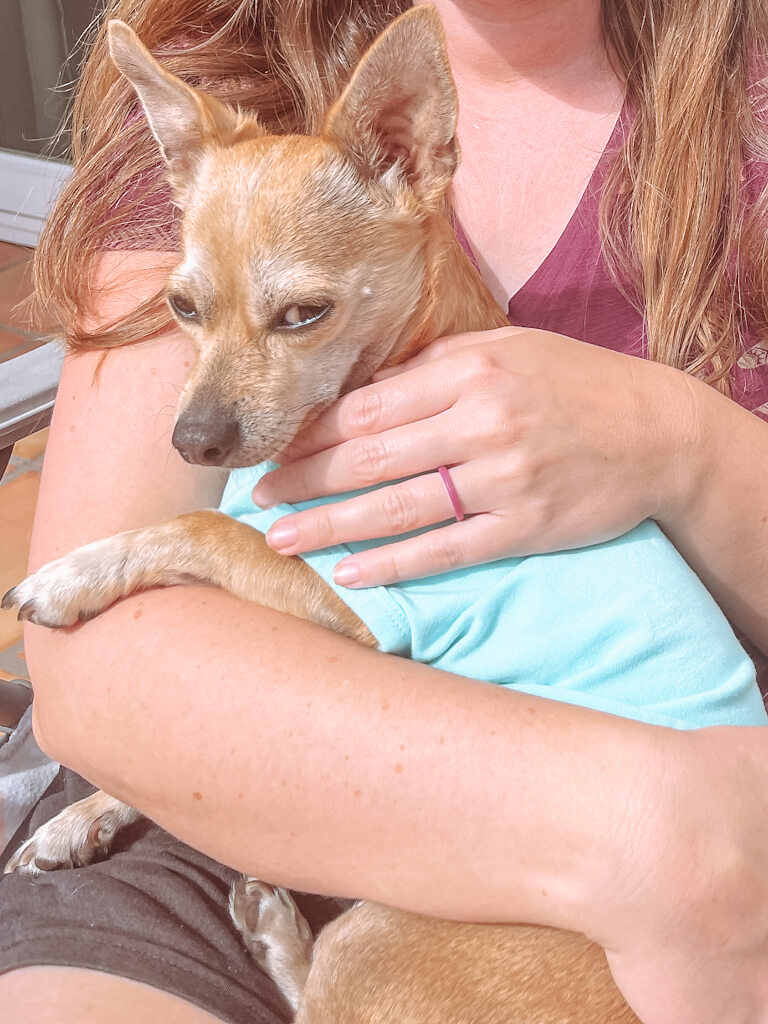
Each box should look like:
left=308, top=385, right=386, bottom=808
left=321, top=5, right=458, bottom=204
left=107, top=20, right=263, bottom=202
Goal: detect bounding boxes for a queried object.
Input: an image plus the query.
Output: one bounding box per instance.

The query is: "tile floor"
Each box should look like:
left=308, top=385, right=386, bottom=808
left=0, top=241, right=49, bottom=711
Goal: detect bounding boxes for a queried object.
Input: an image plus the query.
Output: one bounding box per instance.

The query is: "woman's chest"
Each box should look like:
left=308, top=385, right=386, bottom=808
left=451, top=95, right=623, bottom=307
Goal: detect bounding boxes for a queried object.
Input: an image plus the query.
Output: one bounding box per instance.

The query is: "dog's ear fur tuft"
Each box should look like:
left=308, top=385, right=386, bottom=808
left=321, top=5, right=458, bottom=204
left=107, top=20, right=263, bottom=203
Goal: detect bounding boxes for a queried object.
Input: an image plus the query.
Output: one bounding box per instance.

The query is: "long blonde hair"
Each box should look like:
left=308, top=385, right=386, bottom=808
left=35, top=0, right=768, bottom=392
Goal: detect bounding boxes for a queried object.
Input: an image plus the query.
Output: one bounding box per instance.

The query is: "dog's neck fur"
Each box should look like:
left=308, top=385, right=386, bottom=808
left=388, top=209, right=510, bottom=368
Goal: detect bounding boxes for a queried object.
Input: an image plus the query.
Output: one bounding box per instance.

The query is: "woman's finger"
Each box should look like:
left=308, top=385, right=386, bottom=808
left=330, top=513, right=505, bottom=588
left=257, top=411, right=477, bottom=507
left=265, top=468, right=471, bottom=555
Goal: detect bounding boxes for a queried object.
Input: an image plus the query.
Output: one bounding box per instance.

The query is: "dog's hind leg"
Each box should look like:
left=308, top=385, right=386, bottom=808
left=229, top=877, right=314, bottom=1014
left=2, top=510, right=375, bottom=645
left=3, top=791, right=141, bottom=875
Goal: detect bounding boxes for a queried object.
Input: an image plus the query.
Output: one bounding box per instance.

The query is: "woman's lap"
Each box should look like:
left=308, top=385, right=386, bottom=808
left=0, top=767, right=345, bottom=1024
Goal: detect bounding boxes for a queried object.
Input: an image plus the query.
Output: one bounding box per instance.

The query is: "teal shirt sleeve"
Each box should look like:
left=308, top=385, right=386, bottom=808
left=221, top=464, right=767, bottom=731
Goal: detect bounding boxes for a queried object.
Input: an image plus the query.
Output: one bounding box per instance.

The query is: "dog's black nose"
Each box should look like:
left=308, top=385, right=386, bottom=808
left=172, top=413, right=240, bottom=466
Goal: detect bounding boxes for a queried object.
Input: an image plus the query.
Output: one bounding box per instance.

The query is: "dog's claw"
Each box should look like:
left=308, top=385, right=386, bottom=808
left=17, top=599, right=37, bottom=622
left=0, top=535, right=137, bottom=630
left=1, top=586, right=17, bottom=610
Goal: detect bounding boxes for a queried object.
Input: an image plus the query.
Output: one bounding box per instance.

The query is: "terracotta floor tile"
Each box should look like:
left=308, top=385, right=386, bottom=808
left=0, top=242, right=32, bottom=270
left=0, top=472, right=41, bottom=649
left=0, top=261, right=34, bottom=330
left=13, top=428, right=50, bottom=461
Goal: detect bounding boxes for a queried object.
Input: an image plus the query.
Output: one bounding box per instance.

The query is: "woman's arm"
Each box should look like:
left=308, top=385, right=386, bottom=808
left=27, top=256, right=652, bottom=927
left=657, top=376, right=768, bottom=650
left=25, top=255, right=623, bottom=916
left=30, top=582, right=768, bottom=1024
left=23, top=253, right=768, bottom=1023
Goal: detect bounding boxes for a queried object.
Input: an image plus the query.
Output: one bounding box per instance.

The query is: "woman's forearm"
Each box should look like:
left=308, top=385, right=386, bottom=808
left=28, top=582, right=691, bottom=944
left=660, top=377, right=768, bottom=651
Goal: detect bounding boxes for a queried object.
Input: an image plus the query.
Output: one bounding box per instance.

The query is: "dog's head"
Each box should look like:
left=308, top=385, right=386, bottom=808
left=108, top=6, right=459, bottom=467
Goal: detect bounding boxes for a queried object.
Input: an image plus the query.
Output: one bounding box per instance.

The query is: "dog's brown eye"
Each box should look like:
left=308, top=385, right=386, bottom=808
left=279, top=303, right=330, bottom=329
left=168, top=293, right=198, bottom=320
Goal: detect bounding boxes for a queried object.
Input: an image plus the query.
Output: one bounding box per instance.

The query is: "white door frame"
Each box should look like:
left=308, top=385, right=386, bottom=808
left=0, top=149, right=71, bottom=247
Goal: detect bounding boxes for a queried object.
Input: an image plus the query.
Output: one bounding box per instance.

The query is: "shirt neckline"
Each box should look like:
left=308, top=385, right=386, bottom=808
left=453, top=99, right=629, bottom=316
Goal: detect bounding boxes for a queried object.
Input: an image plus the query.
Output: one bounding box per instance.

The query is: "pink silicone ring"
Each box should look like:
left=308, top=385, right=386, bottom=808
left=438, top=465, right=465, bottom=522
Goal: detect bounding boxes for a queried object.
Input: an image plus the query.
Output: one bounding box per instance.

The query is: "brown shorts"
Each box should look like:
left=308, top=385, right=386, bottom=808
left=0, top=767, right=347, bottom=1023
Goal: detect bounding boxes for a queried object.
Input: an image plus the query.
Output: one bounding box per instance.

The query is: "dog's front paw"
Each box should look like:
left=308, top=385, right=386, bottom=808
left=3, top=795, right=140, bottom=875
left=1, top=535, right=134, bottom=628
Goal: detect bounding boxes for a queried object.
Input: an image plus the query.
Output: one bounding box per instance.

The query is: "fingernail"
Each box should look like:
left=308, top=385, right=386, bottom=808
left=267, top=524, right=298, bottom=550
left=333, top=562, right=361, bottom=586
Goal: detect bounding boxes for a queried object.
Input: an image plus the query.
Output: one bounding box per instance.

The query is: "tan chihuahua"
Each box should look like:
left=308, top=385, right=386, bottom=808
left=3, top=8, right=639, bottom=1023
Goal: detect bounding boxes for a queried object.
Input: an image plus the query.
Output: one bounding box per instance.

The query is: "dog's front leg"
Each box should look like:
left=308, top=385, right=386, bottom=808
left=2, top=511, right=375, bottom=645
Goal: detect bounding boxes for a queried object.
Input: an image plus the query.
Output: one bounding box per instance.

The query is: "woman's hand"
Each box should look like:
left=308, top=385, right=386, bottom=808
left=253, top=328, right=703, bottom=587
